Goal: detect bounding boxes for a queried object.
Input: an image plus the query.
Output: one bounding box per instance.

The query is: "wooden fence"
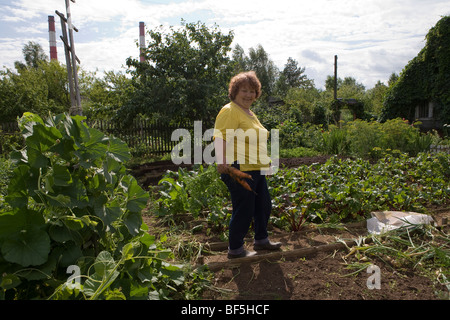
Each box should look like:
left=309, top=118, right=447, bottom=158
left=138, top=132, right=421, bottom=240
left=87, top=119, right=194, bottom=155
left=1, top=119, right=194, bottom=156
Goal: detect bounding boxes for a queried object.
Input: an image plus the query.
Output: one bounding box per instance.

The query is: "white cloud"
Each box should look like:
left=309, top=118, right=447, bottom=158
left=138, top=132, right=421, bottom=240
left=1, top=0, right=449, bottom=89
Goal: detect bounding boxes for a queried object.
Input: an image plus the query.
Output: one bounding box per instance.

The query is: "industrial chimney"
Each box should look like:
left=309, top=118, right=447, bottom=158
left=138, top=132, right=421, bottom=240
left=139, top=21, right=145, bottom=62
left=48, top=15, right=58, bottom=61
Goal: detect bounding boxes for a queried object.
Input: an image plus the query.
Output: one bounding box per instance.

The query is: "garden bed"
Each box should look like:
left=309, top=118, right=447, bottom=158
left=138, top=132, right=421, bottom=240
left=138, top=155, right=450, bottom=300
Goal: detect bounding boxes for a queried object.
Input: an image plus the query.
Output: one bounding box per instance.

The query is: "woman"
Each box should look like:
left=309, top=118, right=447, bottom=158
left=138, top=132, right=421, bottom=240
left=214, top=71, right=281, bottom=259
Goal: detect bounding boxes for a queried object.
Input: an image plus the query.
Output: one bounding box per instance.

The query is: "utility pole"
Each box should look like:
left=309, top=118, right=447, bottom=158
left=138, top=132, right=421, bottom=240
left=334, top=55, right=338, bottom=100
left=56, top=0, right=82, bottom=116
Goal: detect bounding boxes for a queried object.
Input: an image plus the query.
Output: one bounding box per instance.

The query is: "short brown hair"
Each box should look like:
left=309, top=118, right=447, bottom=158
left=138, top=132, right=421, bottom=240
left=228, top=71, right=262, bottom=100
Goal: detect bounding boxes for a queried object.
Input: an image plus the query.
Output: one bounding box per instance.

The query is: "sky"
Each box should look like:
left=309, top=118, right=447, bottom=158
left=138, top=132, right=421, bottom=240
left=0, top=0, right=449, bottom=90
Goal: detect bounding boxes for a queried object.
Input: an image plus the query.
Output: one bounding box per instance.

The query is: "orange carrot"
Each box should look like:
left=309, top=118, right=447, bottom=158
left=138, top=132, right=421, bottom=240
left=227, top=166, right=257, bottom=195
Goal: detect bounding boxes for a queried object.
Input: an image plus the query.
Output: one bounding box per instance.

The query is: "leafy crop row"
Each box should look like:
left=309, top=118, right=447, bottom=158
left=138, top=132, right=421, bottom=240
left=0, top=113, right=207, bottom=300
left=153, top=151, right=450, bottom=235
left=269, top=153, right=450, bottom=231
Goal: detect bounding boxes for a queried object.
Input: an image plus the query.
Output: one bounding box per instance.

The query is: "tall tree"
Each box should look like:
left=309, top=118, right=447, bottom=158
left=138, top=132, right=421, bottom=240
left=14, top=41, right=48, bottom=70
left=365, top=80, right=388, bottom=116
left=231, top=44, right=248, bottom=74
left=1, top=43, right=69, bottom=122
left=120, top=21, right=235, bottom=127
left=79, top=70, right=134, bottom=120
left=246, top=44, right=279, bottom=97
left=275, top=57, right=313, bottom=96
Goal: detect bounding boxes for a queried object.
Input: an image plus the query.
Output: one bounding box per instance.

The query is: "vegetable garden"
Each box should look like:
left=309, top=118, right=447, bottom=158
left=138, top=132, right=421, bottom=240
left=0, top=112, right=449, bottom=300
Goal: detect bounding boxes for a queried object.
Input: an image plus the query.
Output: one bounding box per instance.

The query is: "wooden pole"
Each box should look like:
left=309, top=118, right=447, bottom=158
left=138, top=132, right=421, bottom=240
left=65, top=0, right=82, bottom=116
left=56, top=10, right=76, bottom=109
left=334, top=55, right=338, bottom=100
left=205, top=239, right=366, bottom=271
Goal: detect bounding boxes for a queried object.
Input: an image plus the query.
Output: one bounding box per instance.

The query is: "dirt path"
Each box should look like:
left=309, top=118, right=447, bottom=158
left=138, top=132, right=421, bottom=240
left=199, top=222, right=449, bottom=300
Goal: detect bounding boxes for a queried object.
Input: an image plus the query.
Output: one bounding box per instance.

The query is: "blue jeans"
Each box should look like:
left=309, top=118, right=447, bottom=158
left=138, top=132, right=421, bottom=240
left=221, top=164, right=272, bottom=252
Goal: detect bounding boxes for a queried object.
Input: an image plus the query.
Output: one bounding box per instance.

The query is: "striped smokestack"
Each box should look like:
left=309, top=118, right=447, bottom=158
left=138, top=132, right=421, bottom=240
left=139, top=21, right=145, bottom=62
left=48, top=15, right=57, bottom=61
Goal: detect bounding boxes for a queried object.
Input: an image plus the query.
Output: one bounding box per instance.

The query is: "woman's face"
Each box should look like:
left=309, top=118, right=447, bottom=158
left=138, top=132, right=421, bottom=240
left=234, top=83, right=257, bottom=109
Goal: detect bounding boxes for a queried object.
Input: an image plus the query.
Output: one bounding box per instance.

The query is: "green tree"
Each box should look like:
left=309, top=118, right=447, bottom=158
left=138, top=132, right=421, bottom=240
left=79, top=70, right=134, bottom=120
left=231, top=44, right=248, bottom=74
left=283, top=87, right=321, bottom=124
left=246, top=44, right=279, bottom=97
left=388, top=72, right=399, bottom=87
left=365, top=80, right=388, bottom=117
left=14, top=41, right=48, bottom=70
left=120, top=20, right=235, bottom=127
left=0, top=60, right=69, bottom=122
left=275, top=57, right=314, bottom=97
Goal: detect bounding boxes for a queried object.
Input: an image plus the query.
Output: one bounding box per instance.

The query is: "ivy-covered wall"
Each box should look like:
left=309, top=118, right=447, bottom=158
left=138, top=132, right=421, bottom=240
left=381, top=16, right=450, bottom=127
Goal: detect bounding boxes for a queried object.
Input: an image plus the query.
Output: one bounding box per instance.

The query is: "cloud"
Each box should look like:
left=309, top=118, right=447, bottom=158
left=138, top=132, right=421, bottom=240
left=1, top=0, right=449, bottom=90
left=301, top=49, right=327, bottom=64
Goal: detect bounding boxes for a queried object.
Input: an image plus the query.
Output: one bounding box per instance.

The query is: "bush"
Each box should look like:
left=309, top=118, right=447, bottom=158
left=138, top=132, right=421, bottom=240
left=318, top=118, right=435, bottom=158
left=277, top=120, right=323, bottom=150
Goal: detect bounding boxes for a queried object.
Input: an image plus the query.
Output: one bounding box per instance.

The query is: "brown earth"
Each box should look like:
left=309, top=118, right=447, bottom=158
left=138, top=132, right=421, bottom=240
left=199, top=221, right=449, bottom=300
left=135, top=157, right=450, bottom=300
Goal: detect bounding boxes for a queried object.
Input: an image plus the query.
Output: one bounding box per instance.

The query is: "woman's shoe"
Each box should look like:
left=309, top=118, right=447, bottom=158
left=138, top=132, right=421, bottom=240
left=253, top=241, right=282, bottom=251
left=227, top=250, right=256, bottom=259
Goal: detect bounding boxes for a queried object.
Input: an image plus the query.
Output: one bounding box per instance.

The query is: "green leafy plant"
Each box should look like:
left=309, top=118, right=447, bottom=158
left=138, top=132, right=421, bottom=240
left=156, top=164, right=230, bottom=233
left=269, top=153, right=450, bottom=231
left=0, top=112, right=207, bottom=300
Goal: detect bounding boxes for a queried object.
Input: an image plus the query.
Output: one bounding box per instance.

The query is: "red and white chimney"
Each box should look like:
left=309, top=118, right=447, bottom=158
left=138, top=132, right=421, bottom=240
left=139, top=21, right=145, bottom=62
left=48, top=15, right=57, bottom=61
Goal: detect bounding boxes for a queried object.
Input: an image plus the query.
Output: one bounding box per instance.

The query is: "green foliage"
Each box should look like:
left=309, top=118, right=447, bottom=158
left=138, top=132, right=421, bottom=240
left=121, top=20, right=234, bottom=127
left=279, top=147, right=320, bottom=158
left=0, top=112, right=206, bottom=300
left=80, top=70, right=134, bottom=121
left=0, top=60, right=69, bottom=122
left=0, top=157, right=14, bottom=211
left=318, top=118, right=435, bottom=158
left=276, top=120, right=323, bottom=150
left=381, top=15, right=450, bottom=124
left=269, top=153, right=450, bottom=230
left=156, top=165, right=230, bottom=232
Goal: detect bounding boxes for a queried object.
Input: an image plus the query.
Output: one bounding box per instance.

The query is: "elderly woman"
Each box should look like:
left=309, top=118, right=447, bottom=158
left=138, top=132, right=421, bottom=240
left=214, top=71, right=281, bottom=259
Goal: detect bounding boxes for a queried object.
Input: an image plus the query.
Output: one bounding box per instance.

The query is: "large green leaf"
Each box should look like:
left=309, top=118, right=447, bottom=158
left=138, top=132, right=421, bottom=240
left=25, top=124, right=62, bottom=168
left=93, top=198, right=122, bottom=230
left=124, top=176, right=149, bottom=213
left=59, top=177, right=89, bottom=209
left=0, top=208, right=45, bottom=240
left=83, top=251, right=120, bottom=299
left=1, top=225, right=50, bottom=267
left=5, top=165, right=34, bottom=208
left=123, top=212, right=142, bottom=237
left=107, top=137, right=130, bottom=163
left=52, top=164, right=73, bottom=186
